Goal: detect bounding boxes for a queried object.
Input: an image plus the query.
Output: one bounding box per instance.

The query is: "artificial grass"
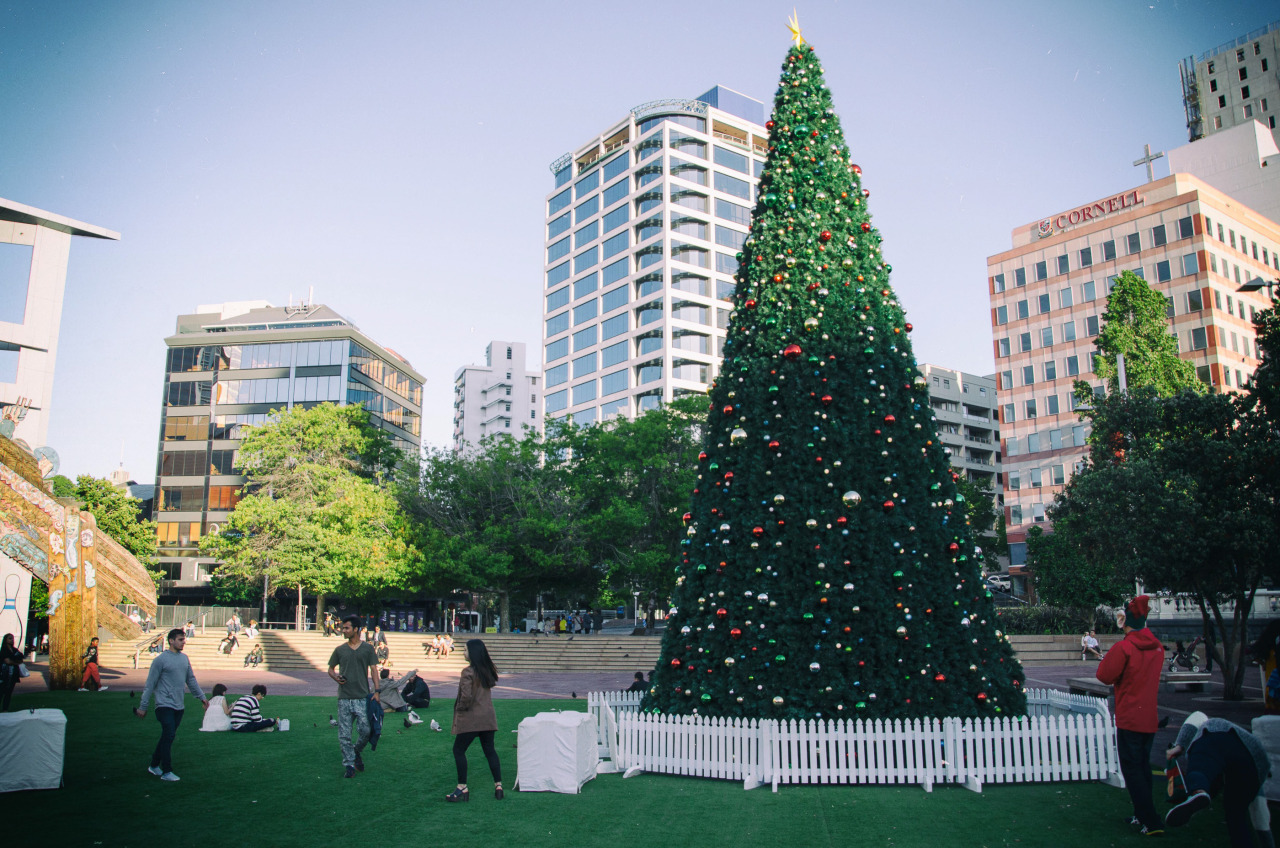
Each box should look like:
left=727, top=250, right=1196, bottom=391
left=3, top=688, right=1231, bottom=847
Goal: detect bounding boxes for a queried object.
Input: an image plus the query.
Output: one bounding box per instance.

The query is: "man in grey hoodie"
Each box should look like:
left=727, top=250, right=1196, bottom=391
left=1165, top=710, right=1273, bottom=847
left=135, top=629, right=208, bottom=782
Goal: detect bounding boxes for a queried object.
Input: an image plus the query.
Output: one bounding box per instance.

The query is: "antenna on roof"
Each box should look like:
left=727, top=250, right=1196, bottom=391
left=308, top=285, right=314, bottom=306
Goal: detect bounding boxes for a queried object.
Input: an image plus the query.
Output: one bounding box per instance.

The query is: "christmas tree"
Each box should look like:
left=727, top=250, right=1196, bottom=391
left=642, top=26, right=1026, bottom=721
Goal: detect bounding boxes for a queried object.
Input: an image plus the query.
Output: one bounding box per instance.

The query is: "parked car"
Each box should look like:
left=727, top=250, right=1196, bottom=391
left=985, top=574, right=1012, bottom=592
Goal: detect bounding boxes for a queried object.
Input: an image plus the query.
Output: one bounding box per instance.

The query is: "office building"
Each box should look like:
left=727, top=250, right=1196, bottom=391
left=452, top=340, right=542, bottom=451
left=987, top=174, right=1278, bottom=567
left=541, top=86, right=767, bottom=426
left=1181, top=19, right=1280, bottom=145
left=0, top=197, right=118, bottom=449
left=1166, top=120, right=1280, bottom=223
left=154, top=300, right=424, bottom=599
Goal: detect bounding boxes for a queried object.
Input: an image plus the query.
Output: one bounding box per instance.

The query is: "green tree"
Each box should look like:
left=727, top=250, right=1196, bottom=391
left=1043, top=386, right=1277, bottom=699
left=200, top=404, right=415, bottom=626
left=1028, top=522, right=1129, bottom=627
left=643, top=38, right=1023, bottom=720
left=1090, top=270, right=1203, bottom=396
left=547, top=395, right=704, bottom=624
left=49, top=475, right=75, bottom=498
left=401, top=431, right=587, bottom=632
left=953, top=477, right=997, bottom=537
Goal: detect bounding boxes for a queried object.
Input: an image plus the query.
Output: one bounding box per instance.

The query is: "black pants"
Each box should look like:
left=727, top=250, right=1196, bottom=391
left=1117, top=728, right=1159, bottom=830
left=453, top=730, right=500, bottom=785
left=233, top=718, right=276, bottom=732
left=151, top=707, right=184, bottom=773
left=1186, top=729, right=1263, bottom=847
left=0, top=676, right=15, bottom=711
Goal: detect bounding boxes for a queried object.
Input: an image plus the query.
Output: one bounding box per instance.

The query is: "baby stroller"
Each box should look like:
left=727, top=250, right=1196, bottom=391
left=1167, top=636, right=1205, bottom=673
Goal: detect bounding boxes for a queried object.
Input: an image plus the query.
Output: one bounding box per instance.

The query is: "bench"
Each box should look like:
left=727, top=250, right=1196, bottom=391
left=1162, top=671, right=1212, bottom=693
left=1067, top=677, right=1112, bottom=698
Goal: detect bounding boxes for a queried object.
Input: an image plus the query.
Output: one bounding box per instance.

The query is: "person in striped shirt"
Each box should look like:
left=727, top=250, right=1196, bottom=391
left=230, top=684, right=278, bottom=732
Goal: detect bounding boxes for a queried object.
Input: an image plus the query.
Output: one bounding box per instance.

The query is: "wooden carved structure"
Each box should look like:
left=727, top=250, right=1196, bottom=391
left=0, top=435, right=155, bottom=688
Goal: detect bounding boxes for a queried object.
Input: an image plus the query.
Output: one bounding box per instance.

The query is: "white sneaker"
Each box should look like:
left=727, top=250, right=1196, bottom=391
left=147, top=766, right=163, bottom=776
left=160, top=771, right=180, bottom=782
left=99, top=686, right=109, bottom=692
left=78, top=687, right=88, bottom=692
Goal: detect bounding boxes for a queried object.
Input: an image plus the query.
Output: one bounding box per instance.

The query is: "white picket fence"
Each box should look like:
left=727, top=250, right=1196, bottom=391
left=586, top=689, right=1121, bottom=793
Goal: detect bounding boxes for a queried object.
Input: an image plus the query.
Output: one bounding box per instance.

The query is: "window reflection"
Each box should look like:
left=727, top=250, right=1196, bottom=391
left=163, top=416, right=210, bottom=441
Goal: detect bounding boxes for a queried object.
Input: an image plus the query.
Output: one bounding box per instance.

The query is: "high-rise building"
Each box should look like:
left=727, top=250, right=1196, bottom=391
left=541, top=86, right=767, bottom=426
left=154, top=301, right=424, bottom=600
left=987, top=174, right=1278, bottom=567
left=918, top=364, right=1001, bottom=492
left=0, top=197, right=118, bottom=449
left=1181, top=19, right=1280, bottom=145
left=452, top=340, right=542, bottom=451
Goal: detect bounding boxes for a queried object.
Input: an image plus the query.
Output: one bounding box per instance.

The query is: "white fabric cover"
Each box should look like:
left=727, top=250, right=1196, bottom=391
left=0, top=709, right=66, bottom=792
left=516, top=711, right=597, bottom=793
left=1251, top=715, right=1280, bottom=801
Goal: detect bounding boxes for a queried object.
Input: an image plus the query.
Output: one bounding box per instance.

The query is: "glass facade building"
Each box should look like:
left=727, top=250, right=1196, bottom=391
left=541, top=86, right=768, bottom=425
left=153, top=301, right=424, bottom=599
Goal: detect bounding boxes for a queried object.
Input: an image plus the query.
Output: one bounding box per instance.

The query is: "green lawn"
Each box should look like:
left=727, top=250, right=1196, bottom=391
left=4, top=689, right=1231, bottom=847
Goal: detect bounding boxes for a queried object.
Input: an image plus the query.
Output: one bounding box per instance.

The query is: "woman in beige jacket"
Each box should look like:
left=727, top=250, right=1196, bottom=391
left=445, top=639, right=502, bottom=802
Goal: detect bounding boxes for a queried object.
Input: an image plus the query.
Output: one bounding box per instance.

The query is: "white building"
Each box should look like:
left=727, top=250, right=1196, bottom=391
left=452, top=340, right=542, bottom=451
left=540, top=86, right=767, bottom=426
left=1181, top=19, right=1280, bottom=145
left=918, top=364, right=1001, bottom=493
left=1166, top=119, right=1280, bottom=223
left=0, top=197, right=119, bottom=449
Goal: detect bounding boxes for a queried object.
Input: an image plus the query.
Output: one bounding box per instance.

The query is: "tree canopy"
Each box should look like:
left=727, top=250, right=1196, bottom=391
left=1091, top=270, right=1203, bottom=396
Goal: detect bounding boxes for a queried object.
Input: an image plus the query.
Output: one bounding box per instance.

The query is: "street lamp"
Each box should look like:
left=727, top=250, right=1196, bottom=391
left=1238, top=276, right=1279, bottom=300
left=633, top=591, right=641, bottom=630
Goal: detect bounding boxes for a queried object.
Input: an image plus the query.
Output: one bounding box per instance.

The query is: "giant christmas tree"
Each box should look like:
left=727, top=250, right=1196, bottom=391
left=643, top=28, right=1025, bottom=721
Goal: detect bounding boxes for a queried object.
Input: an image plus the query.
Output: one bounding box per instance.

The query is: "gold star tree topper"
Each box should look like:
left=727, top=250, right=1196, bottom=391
left=787, top=10, right=804, bottom=47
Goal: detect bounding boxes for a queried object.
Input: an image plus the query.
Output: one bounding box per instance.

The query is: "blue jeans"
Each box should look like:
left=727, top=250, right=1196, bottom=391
left=151, top=707, right=184, bottom=773
left=1185, top=729, right=1262, bottom=847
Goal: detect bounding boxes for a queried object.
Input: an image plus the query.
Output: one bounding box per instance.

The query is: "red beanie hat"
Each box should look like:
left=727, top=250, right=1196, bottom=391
left=1124, top=595, right=1151, bottom=628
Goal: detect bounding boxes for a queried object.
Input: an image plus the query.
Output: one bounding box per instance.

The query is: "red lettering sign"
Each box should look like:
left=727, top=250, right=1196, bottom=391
left=1039, top=190, right=1144, bottom=238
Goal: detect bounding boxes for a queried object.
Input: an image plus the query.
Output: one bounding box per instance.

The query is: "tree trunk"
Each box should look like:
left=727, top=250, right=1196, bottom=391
left=296, top=583, right=304, bottom=631
left=499, top=591, right=510, bottom=633
left=316, top=592, right=326, bottom=627
left=1205, top=595, right=1250, bottom=701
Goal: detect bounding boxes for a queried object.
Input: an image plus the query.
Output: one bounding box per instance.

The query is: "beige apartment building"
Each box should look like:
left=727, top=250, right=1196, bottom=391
left=987, top=173, right=1279, bottom=568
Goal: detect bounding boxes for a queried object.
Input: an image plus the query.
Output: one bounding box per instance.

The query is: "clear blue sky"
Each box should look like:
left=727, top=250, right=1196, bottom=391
left=0, top=0, right=1275, bottom=480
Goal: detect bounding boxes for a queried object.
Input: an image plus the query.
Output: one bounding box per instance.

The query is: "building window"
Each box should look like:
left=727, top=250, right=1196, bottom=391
left=1044, top=360, right=1057, bottom=381
left=1008, top=471, right=1020, bottom=491
left=1000, top=370, right=1013, bottom=390
left=997, top=338, right=1010, bottom=357
left=1082, top=280, right=1096, bottom=301
left=1152, top=224, right=1167, bottom=247
left=575, top=272, right=599, bottom=300
left=1126, top=233, right=1141, bottom=255
left=1079, top=246, right=1092, bottom=268
left=1187, top=289, right=1204, bottom=311
left=1102, top=240, right=1116, bottom=261
left=1037, top=294, right=1051, bottom=314
left=545, top=338, right=569, bottom=362
left=1065, top=355, right=1079, bottom=376
left=1210, top=79, right=1218, bottom=92
left=1214, top=116, right=1223, bottom=130
left=1030, top=468, right=1042, bottom=487
left=546, top=364, right=568, bottom=387
left=1019, top=332, right=1032, bottom=353
left=1059, top=287, right=1074, bottom=309
left=1040, top=327, right=1054, bottom=347
left=573, top=352, right=597, bottom=378
left=995, top=305, right=1008, bottom=325
left=1062, top=320, right=1076, bottom=342
left=1034, top=260, right=1047, bottom=281
left=1016, top=300, right=1030, bottom=320
left=545, top=390, right=568, bottom=414
left=1003, top=404, right=1015, bottom=424
left=1190, top=327, right=1208, bottom=351
left=1242, top=86, right=1251, bottom=99
left=1155, top=260, right=1171, bottom=283
left=1046, top=395, right=1060, bottom=416
left=1182, top=253, right=1198, bottom=277
left=1245, top=104, right=1254, bottom=119
left=1056, top=254, right=1069, bottom=275
left=1022, top=365, right=1035, bottom=386
left=994, top=273, right=1006, bottom=293
left=1085, top=316, right=1099, bottom=336
left=1015, top=268, right=1026, bottom=287
left=1178, top=216, right=1193, bottom=239
left=1051, top=464, right=1065, bottom=485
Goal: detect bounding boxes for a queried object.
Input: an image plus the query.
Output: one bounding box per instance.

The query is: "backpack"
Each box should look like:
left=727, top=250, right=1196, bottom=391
left=1267, top=668, right=1280, bottom=701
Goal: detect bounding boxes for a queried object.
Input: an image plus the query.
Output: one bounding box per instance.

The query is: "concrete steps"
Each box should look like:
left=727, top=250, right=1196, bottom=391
left=95, top=631, right=1116, bottom=674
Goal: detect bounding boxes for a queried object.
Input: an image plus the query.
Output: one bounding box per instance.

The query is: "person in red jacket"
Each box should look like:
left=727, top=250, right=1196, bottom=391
left=1097, top=595, right=1166, bottom=837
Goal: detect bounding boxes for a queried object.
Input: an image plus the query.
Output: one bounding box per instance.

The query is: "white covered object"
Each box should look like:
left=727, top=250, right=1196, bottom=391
left=0, top=708, right=66, bottom=792
left=1251, top=715, right=1280, bottom=801
left=516, top=711, right=597, bottom=793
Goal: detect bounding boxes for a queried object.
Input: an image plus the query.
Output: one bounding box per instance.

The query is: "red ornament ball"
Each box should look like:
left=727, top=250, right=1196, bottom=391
left=905, top=323, right=913, bottom=332
left=947, top=542, right=960, bottom=554
left=882, top=500, right=895, bottom=512
left=883, top=414, right=895, bottom=425
left=670, top=659, right=682, bottom=667
left=745, top=298, right=757, bottom=309
left=976, top=692, right=988, bottom=702
left=836, top=516, right=848, bottom=527
left=819, top=230, right=832, bottom=242
left=682, top=512, right=692, bottom=525
left=934, top=674, right=946, bottom=682
left=716, top=608, right=727, bottom=619
left=783, top=344, right=803, bottom=360
left=852, top=164, right=862, bottom=175
left=752, top=526, right=765, bottom=538
left=722, top=405, right=735, bottom=415
left=766, top=120, right=775, bottom=130
left=768, top=440, right=781, bottom=452
left=730, top=628, right=742, bottom=639
left=860, top=222, right=871, bottom=233
left=821, top=394, right=833, bottom=406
